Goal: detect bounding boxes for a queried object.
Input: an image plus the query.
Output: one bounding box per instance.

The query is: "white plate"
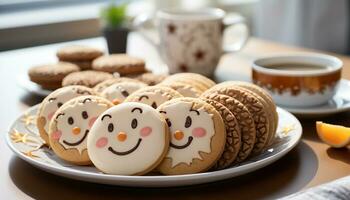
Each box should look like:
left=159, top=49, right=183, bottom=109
left=282, top=79, right=350, bottom=118
left=6, top=105, right=302, bottom=187
left=17, top=75, right=52, bottom=96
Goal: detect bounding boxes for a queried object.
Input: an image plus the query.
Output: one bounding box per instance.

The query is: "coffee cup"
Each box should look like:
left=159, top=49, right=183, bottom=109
left=133, top=8, right=249, bottom=76
left=252, top=53, right=343, bottom=107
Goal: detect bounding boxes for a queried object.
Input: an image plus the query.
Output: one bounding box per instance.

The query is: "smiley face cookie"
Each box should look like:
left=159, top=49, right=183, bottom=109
left=37, top=86, right=96, bottom=145
left=157, top=98, right=226, bottom=175
left=101, top=81, right=147, bottom=105
left=124, top=86, right=183, bottom=109
left=49, top=96, right=113, bottom=165
left=87, top=102, right=169, bottom=175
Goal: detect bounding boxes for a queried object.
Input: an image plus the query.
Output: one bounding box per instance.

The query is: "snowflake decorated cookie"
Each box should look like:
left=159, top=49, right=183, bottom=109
left=48, top=95, right=113, bottom=165
left=37, top=86, right=96, bottom=145
left=157, top=97, right=226, bottom=175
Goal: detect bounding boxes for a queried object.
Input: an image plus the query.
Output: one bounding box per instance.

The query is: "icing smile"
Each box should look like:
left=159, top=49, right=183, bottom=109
left=108, top=138, right=142, bottom=156
left=63, top=130, right=89, bottom=146
left=170, top=136, right=193, bottom=149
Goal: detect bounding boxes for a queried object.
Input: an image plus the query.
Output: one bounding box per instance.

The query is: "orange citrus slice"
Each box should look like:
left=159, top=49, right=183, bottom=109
left=316, top=121, right=350, bottom=148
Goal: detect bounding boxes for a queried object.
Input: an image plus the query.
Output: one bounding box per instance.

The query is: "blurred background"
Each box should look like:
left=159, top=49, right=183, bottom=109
left=0, top=0, right=348, bottom=54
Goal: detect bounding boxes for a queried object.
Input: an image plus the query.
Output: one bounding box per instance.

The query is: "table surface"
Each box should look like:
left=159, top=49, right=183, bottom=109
left=1, top=33, right=350, bottom=200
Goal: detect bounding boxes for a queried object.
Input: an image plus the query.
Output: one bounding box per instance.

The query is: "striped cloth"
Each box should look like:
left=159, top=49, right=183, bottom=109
left=280, top=176, right=350, bottom=200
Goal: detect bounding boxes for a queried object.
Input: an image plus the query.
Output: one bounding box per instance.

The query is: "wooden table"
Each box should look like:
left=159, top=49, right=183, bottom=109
left=1, top=33, right=350, bottom=200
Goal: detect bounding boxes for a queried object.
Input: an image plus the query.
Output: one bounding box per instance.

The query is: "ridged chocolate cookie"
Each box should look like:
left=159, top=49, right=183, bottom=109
left=201, top=93, right=256, bottom=163
left=204, top=85, right=270, bottom=154
left=226, top=81, right=278, bottom=146
left=201, top=98, right=241, bottom=169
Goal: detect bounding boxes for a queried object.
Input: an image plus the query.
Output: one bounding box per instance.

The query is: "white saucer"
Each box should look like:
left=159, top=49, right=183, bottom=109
left=17, top=74, right=52, bottom=96
left=6, top=105, right=302, bottom=187
left=282, top=79, right=350, bottom=118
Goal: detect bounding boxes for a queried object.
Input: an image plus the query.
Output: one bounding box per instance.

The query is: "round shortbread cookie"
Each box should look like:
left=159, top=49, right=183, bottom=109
left=49, top=96, right=113, bottom=165
left=93, top=77, right=144, bottom=94
left=62, top=70, right=114, bottom=88
left=92, top=54, right=146, bottom=75
left=201, top=98, right=241, bottom=169
left=204, top=85, right=270, bottom=154
left=157, top=97, right=226, bottom=175
left=163, top=73, right=216, bottom=89
left=101, top=81, right=147, bottom=105
left=28, top=62, right=80, bottom=90
left=57, top=45, right=103, bottom=61
left=135, top=73, right=168, bottom=86
left=87, top=102, right=169, bottom=175
left=161, top=78, right=208, bottom=93
left=160, top=82, right=202, bottom=97
left=201, top=93, right=256, bottom=163
left=125, top=86, right=183, bottom=109
left=37, top=86, right=96, bottom=145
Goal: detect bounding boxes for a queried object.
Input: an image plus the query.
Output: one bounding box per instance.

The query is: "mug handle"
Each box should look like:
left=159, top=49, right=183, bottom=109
left=133, top=13, right=160, bottom=48
left=222, top=13, right=249, bottom=53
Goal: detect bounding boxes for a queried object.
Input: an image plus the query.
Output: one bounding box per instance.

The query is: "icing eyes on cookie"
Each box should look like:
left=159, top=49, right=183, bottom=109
left=185, top=116, right=192, bottom=128
left=68, top=117, right=74, bottom=125
left=131, top=119, right=138, bottom=129
left=57, top=102, right=63, bottom=108
left=108, top=123, right=114, bottom=132
left=166, top=118, right=172, bottom=127
left=82, top=111, right=88, bottom=119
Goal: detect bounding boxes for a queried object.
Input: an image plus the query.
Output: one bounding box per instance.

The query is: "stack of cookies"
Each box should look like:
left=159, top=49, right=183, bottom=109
left=35, top=72, right=278, bottom=176
left=28, top=45, right=165, bottom=90
left=56, top=45, right=103, bottom=70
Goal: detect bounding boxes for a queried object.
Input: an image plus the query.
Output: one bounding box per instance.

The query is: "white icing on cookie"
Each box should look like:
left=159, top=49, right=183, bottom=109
left=53, top=97, right=110, bottom=154
left=159, top=101, right=214, bottom=167
left=87, top=102, right=167, bottom=175
left=101, top=82, right=146, bottom=103
left=40, top=86, right=93, bottom=132
left=134, top=92, right=172, bottom=109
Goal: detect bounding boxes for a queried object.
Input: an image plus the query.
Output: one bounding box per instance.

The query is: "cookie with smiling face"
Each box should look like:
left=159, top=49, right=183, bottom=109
left=37, top=86, right=96, bottom=145
left=124, top=86, right=183, bottom=109
left=101, top=81, right=147, bottom=105
left=48, top=96, right=113, bottom=165
left=157, top=98, right=226, bottom=175
left=87, top=102, right=169, bottom=175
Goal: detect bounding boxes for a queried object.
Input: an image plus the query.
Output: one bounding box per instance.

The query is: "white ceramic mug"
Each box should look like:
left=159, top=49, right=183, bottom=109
left=134, top=8, right=249, bottom=76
